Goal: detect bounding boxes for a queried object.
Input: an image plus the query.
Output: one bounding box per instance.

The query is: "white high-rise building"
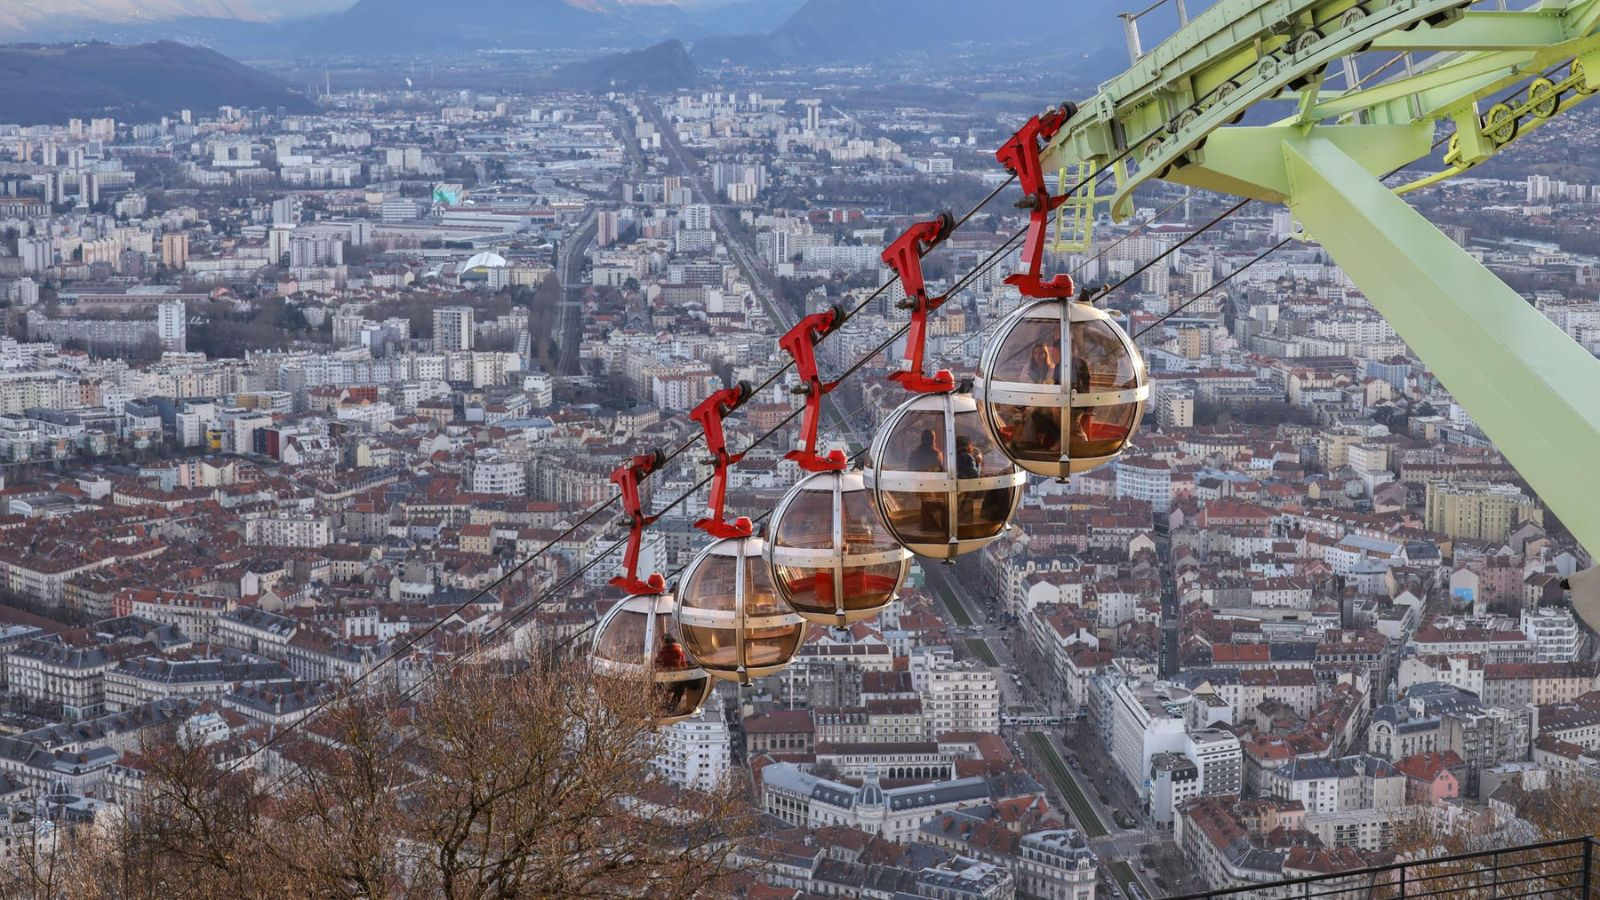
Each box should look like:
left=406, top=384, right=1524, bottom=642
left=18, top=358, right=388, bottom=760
left=1106, top=673, right=1189, bottom=791
left=655, top=700, right=731, bottom=792
left=17, top=237, right=51, bottom=274
left=801, top=99, right=821, bottom=131
left=1141, top=265, right=1171, bottom=296
left=332, top=312, right=367, bottom=348
left=269, top=227, right=294, bottom=265
left=911, top=647, right=1000, bottom=738
left=271, top=197, right=298, bottom=226
left=1521, top=606, right=1581, bottom=663
left=433, top=307, right=473, bottom=352
left=12, top=278, right=38, bottom=307
left=157, top=299, right=186, bottom=353
left=1186, top=729, right=1244, bottom=797
left=289, top=233, right=343, bottom=268
left=468, top=451, right=524, bottom=496
left=682, top=204, right=713, bottom=232
left=1115, top=457, right=1173, bottom=513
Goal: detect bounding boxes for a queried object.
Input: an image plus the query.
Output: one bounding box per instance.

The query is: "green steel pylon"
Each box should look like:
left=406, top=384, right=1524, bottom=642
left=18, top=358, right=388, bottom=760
left=1044, top=0, right=1600, bottom=556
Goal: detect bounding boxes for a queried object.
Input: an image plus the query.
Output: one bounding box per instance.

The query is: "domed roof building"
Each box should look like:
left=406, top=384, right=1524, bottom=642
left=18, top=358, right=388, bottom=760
left=457, top=251, right=508, bottom=284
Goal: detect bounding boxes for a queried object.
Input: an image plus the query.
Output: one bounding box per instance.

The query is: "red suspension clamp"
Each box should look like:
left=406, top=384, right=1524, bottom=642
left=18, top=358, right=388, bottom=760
left=609, top=449, right=668, bottom=596
left=690, top=380, right=755, bottom=540
left=779, top=305, right=847, bottom=473
left=995, top=102, right=1078, bottom=299
left=882, top=212, right=957, bottom=394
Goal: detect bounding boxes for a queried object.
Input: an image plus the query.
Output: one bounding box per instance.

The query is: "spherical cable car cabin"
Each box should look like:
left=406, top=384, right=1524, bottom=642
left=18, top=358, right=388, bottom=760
left=975, top=298, right=1148, bottom=479
left=674, top=383, right=809, bottom=684
left=675, top=526, right=806, bottom=684
left=590, top=580, right=712, bottom=725
left=766, top=460, right=912, bottom=626
left=588, top=453, right=713, bottom=725
left=759, top=310, right=913, bottom=627
left=871, top=212, right=1028, bottom=560
left=865, top=390, right=1026, bottom=560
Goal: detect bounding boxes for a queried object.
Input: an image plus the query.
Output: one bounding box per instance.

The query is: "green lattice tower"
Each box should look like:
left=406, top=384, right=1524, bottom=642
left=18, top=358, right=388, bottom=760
left=1044, top=0, right=1600, bottom=555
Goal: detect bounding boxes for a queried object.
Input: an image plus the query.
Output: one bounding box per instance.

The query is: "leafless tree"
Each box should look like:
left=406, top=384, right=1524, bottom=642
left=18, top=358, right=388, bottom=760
left=0, top=653, right=753, bottom=899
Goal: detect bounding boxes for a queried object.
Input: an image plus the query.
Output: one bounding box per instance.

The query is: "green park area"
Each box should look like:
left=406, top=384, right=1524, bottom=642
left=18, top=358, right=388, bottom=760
left=1026, top=731, right=1107, bottom=839
left=965, top=637, right=999, bottom=667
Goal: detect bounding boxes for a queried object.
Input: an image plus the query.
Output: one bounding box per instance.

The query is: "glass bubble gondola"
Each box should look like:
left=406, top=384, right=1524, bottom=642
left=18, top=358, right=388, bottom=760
left=589, top=584, right=713, bottom=726
left=675, top=533, right=806, bottom=683
left=974, top=298, right=1149, bottom=479
left=865, top=390, right=1026, bottom=560
left=766, top=469, right=913, bottom=626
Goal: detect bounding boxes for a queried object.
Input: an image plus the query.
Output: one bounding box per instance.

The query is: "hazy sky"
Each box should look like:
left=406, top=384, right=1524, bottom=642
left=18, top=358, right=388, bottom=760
left=1, top=0, right=750, bottom=30
left=288, top=0, right=742, bottom=8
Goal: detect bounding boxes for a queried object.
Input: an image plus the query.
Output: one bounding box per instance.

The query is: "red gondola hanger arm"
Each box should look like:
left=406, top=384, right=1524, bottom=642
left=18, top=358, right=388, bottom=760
left=779, top=305, right=848, bottom=473
left=995, top=102, right=1079, bottom=299
left=882, top=212, right=957, bottom=394
left=608, top=449, right=668, bottom=595
left=690, top=380, right=755, bottom=539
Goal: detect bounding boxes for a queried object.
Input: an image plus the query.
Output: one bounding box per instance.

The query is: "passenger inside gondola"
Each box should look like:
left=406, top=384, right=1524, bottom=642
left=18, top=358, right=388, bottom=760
left=953, top=434, right=986, bottom=538
left=907, top=427, right=945, bottom=472
left=1070, top=325, right=1093, bottom=447
left=1008, top=341, right=1063, bottom=457
left=955, top=435, right=981, bottom=479
left=1068, top=320, right=1138, bottom=458
left=965, top=433, right=1015, bottom=535
left=905, top=427, right=947, bottom=533
left=1003, top=404, right=1061, bottom=458
left=653, top=633, right=692, bottom=714
left=1025, top=342, right=1058, bottom=385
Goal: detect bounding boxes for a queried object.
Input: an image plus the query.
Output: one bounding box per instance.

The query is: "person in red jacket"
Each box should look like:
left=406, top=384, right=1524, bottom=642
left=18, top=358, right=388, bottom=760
left=653, top=634, right=692, bottom=717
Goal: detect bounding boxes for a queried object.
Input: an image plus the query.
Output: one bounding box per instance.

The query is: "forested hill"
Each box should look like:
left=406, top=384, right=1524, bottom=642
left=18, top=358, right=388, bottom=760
left=0, top=41, right=312, bottom=125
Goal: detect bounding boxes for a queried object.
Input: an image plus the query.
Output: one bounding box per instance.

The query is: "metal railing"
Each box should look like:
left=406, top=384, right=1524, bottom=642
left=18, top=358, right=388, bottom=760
left=1161, top=837, right=1598, bottom=900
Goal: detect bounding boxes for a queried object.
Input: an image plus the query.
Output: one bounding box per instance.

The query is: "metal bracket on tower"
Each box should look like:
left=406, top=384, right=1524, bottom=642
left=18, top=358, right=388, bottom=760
left=690, top=380, right=755, bottom=540
left=882, top=212, right=958, bottom=394
left=608, top=449, right=668, bottom=596
left=779, top=305, right=848, bottom=473
left=996, top=104, right=1079, bottom=299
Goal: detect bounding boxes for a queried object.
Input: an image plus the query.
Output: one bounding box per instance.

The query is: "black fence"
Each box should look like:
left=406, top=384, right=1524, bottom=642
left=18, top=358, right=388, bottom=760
left=1161, top=837, right=1598, bottom=900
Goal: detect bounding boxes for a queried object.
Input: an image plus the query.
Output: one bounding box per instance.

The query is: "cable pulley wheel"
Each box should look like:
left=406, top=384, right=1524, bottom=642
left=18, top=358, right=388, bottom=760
left=1483, top=103, right=1519, bottom=145
left=1527, top=78, right=1561, bottom=119
left=1573, top=60, right=1596, bottom=96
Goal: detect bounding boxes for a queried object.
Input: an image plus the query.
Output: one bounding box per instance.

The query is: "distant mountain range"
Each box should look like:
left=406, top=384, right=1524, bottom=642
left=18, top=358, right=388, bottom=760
left=0, top=41, right=313, bottom=125
left=0, top=0, right=338, bottom=37
left=296, top=0, right=810, bottom=53
left=0, top=0, right=808, bottom=55
left=551, top=40, right=699, bottom=92
left=693, top=0, right=1210, bottom=69
left=0, top=0, right=1223, bottom=84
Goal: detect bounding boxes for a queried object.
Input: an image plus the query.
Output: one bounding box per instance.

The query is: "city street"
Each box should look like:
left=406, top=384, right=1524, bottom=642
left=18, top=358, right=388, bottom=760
left=555, top=214, right=596, bottom=376
left=640, top=98, right=863, bottom=444
left=922, top=549, right=1187, bottom=900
